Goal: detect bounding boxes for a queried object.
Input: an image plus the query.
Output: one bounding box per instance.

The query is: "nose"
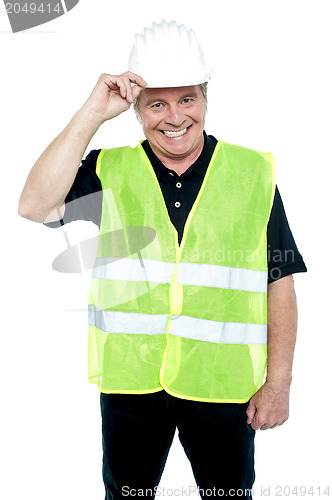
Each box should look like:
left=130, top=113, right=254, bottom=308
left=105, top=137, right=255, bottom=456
left=164, top=103, right=186, bottom=128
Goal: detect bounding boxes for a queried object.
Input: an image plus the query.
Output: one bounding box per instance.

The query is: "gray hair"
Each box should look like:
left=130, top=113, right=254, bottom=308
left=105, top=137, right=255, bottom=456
left=133, top=82, right=208, bottom=118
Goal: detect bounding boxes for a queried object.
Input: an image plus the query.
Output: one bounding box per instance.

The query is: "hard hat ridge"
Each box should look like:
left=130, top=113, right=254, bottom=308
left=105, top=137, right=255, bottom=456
left=128, top=19, right=212, bottom=88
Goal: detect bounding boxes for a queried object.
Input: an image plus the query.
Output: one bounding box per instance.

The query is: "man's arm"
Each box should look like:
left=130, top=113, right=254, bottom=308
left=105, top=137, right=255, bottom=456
left=246, top=274, right=298, bottom=430
left=19, top=108, right=102, bottom=223
left=18, top=72, right=147, bottom=223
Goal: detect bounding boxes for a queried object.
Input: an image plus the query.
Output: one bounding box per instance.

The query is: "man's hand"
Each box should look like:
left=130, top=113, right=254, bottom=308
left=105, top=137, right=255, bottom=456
left=81, top=72, right=148, bottom=125
left=246, top=380, right=290, bottom=430
left=246, top=275, right=298, bottom=431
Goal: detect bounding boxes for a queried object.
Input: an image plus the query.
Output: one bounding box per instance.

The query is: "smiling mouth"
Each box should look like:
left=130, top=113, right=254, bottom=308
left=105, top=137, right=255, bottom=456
left=161, top=127, right=189, bottom=138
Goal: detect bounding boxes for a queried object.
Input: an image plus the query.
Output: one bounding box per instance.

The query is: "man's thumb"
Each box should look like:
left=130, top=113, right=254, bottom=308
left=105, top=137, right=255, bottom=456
left=132, top=85, right=145, bottom=102
left=246, top=399, right=257, bottom=424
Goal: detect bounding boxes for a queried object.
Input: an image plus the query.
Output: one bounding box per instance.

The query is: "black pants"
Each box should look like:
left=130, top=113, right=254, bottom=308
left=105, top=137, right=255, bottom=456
left=100, top=390, right=255, bottom=500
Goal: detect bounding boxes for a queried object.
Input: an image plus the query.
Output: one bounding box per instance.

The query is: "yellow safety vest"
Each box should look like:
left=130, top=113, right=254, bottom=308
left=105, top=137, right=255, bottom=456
left=88, top=139, right=276, bottom=402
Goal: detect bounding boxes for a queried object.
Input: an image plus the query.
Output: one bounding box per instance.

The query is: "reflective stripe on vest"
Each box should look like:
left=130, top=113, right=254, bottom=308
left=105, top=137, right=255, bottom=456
left=89, top=305, right=169, bottom=335
left=89, top=305, right=267, bottom=345
left=88, top=140, right=276, bottom=402
left=92, top=257, right=268, bottom=293
left=168, top=315, right=267, bottom=345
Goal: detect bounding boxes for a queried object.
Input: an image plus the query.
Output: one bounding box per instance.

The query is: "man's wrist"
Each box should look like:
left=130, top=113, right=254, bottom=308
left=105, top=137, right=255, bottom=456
left=75, top=105, right=105, bottom=131
left=265, top=374, right=292, bottom=389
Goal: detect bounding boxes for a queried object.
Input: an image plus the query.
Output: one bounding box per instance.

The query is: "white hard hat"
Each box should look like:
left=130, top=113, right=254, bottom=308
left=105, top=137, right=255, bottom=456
left=128, top=20, right=212, bottom=88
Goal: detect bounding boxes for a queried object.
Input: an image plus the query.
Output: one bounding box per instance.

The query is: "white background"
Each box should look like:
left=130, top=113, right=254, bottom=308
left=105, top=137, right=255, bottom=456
left=1, top=0, right=331, bottom=498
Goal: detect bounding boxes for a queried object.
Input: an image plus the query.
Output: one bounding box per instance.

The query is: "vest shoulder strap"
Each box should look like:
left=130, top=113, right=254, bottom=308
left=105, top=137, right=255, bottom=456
left=96, top=143, right=145, bottom=179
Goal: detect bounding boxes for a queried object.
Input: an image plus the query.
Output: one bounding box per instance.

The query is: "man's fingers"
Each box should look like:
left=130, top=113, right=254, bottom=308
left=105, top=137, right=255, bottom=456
left=250, top=417, right=264, bottom=431
left=254, top=416, right=287, bottom=431
left=121, top=78, right=133, bottom=102
left=103, top=73, right=147, bottom=103
left=258, top=421, right=278, bottom=430
left=247, top=406, right=288, bottom=431
left=121, top=73, right=148, bottom=103
left=124, top=71, right=148, bottom=88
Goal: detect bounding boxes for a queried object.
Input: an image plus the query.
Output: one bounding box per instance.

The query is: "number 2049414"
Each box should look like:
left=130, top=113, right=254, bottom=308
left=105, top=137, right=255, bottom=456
left=5, top=3, right=62, bottom=14
left=273, top=485, right=331, bottom=496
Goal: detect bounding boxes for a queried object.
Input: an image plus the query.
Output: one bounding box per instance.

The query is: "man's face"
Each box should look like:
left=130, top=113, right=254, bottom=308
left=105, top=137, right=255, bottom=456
left=136, top=85, right=206, bottom=160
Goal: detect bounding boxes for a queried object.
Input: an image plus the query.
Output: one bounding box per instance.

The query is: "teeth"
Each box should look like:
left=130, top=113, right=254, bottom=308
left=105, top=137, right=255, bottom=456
left=163, top=127, right=187, bottom=137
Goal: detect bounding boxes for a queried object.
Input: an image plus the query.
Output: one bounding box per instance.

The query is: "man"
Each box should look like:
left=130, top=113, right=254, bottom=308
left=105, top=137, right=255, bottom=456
left=18, top=20, right=306, bottom=500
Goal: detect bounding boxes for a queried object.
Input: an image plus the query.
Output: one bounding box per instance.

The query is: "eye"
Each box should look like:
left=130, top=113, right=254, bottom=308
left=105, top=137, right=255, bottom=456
left=151, top=102, right=163, bottom=109
left=182, top=98, right=193, bottom=104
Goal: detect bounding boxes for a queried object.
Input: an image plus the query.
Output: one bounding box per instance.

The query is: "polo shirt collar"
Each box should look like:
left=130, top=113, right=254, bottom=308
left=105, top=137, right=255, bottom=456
left=143, top=131, right=216, bottom=178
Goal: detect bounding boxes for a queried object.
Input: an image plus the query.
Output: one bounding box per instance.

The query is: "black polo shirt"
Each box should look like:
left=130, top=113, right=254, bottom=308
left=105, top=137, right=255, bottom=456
left=49, top=132, right=307, bottom=283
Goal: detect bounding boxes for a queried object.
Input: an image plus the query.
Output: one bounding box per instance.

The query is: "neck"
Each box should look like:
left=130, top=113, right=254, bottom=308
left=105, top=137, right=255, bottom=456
left=150, top=136, right=205, bottom=176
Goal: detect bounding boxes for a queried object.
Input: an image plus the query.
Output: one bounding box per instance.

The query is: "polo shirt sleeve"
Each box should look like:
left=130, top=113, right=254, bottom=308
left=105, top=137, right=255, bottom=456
left=267, top=186, right=307, bottom=282
left=44, top=149, right=102, bottom=228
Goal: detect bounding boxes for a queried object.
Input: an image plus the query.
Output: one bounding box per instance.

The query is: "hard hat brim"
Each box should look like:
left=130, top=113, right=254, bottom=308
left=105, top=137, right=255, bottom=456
left=141, top=71, right=212, bottom=88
